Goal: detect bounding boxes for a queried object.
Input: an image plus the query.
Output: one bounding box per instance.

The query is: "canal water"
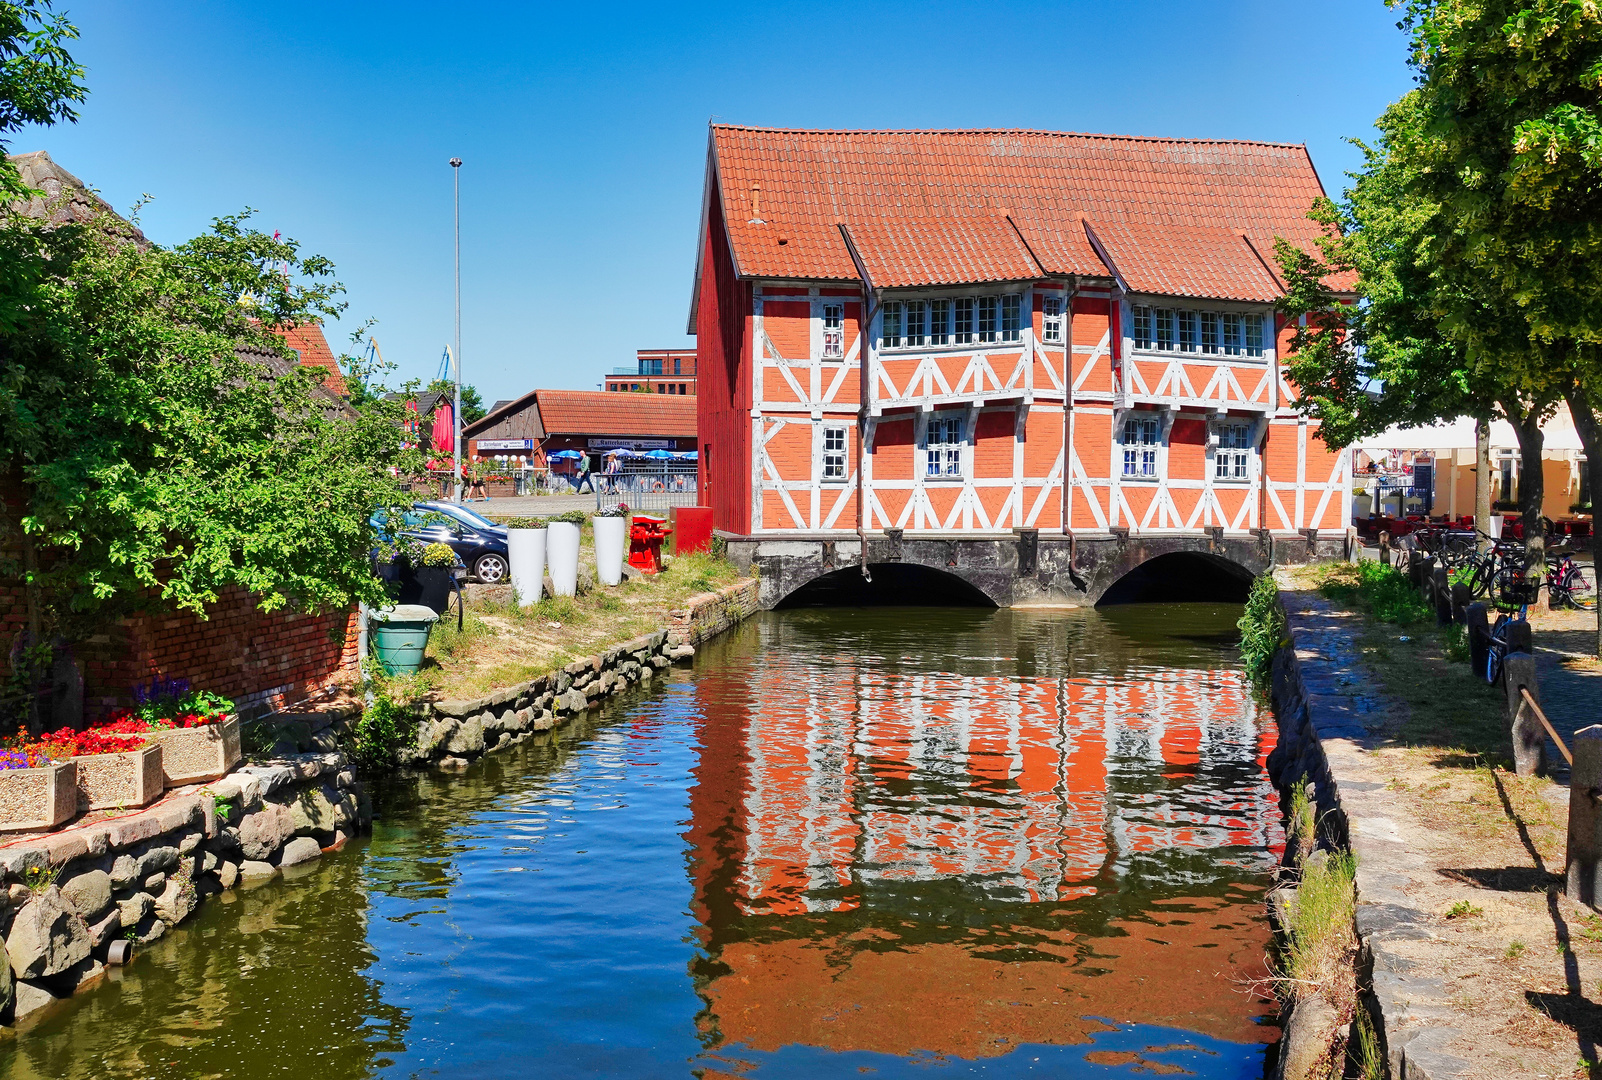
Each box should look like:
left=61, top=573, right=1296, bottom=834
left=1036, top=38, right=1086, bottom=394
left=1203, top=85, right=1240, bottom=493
left=1, top=605, right=1282, bottom=1079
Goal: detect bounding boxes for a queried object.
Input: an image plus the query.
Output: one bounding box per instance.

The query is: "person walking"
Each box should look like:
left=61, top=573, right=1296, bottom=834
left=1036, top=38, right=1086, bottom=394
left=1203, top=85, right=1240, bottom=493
left=573, top=453, right=595, bottom=494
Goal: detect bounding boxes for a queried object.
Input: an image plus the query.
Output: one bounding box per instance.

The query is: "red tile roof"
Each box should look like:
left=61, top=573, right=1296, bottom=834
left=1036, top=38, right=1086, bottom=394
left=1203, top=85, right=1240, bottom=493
left=271, top=323, right=348, bottom=396
left=709, top=126, right=1343, bottom=302
left=535, top=390, right=697, bottom=438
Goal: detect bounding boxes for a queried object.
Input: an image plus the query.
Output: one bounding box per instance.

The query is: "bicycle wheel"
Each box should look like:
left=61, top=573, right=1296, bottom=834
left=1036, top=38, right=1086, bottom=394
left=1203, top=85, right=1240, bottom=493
left=1564, top=563, right=1598, bottom=610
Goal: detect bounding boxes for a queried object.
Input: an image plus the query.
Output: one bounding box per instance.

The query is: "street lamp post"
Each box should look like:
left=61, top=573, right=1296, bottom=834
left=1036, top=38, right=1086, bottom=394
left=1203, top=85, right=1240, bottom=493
left=450, top=156, right=463, bottom=502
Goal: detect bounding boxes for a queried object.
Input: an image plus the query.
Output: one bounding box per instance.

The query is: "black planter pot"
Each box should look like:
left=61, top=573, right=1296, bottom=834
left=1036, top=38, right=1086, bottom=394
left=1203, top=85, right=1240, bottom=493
left=406, top=566, right=456, bottom=614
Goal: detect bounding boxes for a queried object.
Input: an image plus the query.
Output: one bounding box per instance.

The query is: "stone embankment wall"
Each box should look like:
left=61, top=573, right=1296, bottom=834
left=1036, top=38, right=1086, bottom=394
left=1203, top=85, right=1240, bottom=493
left=0, top=578, right=761, bottom=1031
left=0, top=721, right=366, bottom=1027
left=411, top=580, right=760, bottom=770
left=1263, top=587, right=1466, bottom=1080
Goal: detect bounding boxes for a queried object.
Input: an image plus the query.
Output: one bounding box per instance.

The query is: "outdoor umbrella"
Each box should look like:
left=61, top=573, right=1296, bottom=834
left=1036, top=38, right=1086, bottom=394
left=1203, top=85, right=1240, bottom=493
left=431, top=400, right=455, bottom=455
left=644, top=449, right=674, bottom=459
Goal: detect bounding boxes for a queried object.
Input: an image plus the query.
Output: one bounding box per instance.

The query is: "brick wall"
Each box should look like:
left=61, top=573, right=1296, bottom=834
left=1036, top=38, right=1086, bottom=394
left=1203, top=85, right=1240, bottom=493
left=79, top=593, right=359, bottom=723
left=1, top=472, right=358, bottom=725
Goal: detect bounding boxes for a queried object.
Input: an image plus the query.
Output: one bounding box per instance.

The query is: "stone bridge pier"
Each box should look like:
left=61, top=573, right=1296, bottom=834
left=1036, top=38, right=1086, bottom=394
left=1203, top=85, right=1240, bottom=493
left=720, top=529, right=1352, bottom=609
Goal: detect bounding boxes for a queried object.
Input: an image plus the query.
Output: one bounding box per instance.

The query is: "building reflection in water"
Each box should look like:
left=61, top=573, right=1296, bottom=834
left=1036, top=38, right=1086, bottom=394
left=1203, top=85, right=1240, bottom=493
left=683, top=607, right=1281, bottom=1066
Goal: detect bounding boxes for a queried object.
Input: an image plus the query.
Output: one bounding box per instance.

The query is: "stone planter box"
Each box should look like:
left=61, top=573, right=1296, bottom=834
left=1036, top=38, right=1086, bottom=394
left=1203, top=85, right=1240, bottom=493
left=157, top=715, right=242, bottom=787
left=74, top=742, right=164, bottom=812
left=0, top=761, right=77, bottom=831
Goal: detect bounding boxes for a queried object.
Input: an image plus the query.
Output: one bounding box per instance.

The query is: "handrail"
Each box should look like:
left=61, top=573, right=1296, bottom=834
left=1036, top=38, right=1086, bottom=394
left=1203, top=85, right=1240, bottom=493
left=1522, top=687, right=1572, bottom=766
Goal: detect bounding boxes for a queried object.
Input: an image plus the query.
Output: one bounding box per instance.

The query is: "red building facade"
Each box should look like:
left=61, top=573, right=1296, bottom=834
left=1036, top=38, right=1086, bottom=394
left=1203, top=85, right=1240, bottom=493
left=690, top=126, right=1349, bottom=541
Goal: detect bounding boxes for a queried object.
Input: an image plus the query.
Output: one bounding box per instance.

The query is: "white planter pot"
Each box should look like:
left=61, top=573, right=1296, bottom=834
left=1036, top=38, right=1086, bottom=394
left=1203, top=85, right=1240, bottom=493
left=547, top=521, right=581, bottom=597
left=593, top=517, right=626, bottom=586
left=507, top=527, right=547, bottom=607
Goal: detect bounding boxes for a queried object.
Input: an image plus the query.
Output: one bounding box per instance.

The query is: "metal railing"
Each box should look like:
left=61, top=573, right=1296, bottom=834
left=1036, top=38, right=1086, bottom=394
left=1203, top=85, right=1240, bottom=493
left=594, top=462, right=699, bottom=514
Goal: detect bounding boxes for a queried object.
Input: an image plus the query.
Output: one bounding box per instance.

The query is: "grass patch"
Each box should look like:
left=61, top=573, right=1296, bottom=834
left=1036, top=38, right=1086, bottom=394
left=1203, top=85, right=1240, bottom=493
left=397, top=547, right=744, bottom=702
left=1277, top=850, right=1359, bottom=1007
left=1444, top=900, right=1483, bottom=920
left=1315, top=560, right=1432, bottom=625
left=1289, top=563, right=1506, bottom=758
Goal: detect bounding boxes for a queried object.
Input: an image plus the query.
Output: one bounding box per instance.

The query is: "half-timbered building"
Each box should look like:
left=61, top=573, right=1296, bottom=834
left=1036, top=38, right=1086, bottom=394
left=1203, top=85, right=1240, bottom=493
left=689, top=127, right=1349, bottom=599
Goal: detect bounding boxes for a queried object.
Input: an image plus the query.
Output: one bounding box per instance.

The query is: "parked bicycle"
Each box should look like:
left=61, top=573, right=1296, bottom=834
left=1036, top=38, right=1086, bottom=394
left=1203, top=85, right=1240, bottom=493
left=1484, top=562, right=1541, bottom=685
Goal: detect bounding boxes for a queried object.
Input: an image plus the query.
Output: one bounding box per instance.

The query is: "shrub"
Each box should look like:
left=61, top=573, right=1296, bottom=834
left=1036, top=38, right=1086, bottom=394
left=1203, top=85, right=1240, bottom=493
left=1237, top=575, right=1286, bottom=690
left=1317, top=561, right=1431, bottom=625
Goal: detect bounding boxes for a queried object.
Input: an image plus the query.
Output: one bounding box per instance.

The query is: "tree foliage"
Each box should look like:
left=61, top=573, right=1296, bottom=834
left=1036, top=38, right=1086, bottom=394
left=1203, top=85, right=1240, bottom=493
left=0, top=1, right=84, bottom=200
left=0, top=5, right=422, bottom=638
left=0, top=199, right=425, bottom=634
left=425, top=377, right=486, bottom=424
left=1277, top=1, right=1602, bottom=553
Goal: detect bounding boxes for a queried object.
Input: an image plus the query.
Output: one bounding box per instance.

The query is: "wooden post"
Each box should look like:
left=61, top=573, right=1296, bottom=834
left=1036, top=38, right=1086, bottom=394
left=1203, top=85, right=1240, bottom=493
left=1451, top=582, right=1471, bottom=624
left=1379, top=531, right=1391, bottom=566
left=1433, top=565, right=1452, bottom=625
left=1467, top=603, right=1489, bottom=673
left=1504, top=651, right=1545, bottom=777
left=1568, top=725, right=1602, bottom=908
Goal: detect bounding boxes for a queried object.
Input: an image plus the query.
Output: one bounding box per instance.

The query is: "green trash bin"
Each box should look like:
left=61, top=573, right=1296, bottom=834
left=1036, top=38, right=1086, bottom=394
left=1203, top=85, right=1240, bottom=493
left=369, top=604, right=439, bottom=675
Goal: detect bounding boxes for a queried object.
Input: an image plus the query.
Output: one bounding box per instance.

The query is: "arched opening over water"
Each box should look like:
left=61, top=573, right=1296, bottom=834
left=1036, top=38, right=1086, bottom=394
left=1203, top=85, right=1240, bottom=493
left=775, top=562, right=998, bottom=609
left=1096, top=551, right=1255, bottom=606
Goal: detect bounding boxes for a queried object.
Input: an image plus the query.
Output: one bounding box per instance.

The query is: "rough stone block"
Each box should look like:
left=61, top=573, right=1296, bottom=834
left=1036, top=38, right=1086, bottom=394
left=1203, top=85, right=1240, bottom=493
left=434, top=697, right=487, bottom=720
left=218, top=861, right=239, bottom=889
left=278, top=836, right=321, bottom=868
left=108, top=854, right=138, bottom=892
left=237, top=803, right=295, bottom=862
left=59, top=869, right=112, bottom=923
left=153, top=872, right=197, bottom=927
left=11, top=978, right=57, bottom=1023
left=445, top=716, right=485, bottom=756
left=238, top=860, right=276, bottom=881
left=6, top=887, right=91, bottom=979
left=87, top=907, right=121, bottom=950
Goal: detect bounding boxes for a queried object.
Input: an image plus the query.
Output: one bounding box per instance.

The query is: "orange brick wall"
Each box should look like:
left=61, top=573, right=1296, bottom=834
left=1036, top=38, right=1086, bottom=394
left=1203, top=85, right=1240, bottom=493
left=1, top=471, right=358, bottom=725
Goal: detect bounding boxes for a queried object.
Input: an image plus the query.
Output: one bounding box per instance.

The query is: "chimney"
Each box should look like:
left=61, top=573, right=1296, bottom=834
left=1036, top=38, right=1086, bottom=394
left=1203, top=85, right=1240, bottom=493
left=749, top=182, right=764, bottom=224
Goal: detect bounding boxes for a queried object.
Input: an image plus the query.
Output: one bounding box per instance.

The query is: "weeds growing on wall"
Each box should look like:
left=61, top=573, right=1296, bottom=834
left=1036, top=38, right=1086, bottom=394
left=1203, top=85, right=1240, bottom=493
left=1237, top=575, right=1286, bottom=690
left=347, top=658, right=424, bottom=774
left=1317, top=561, right=1432, bottom=625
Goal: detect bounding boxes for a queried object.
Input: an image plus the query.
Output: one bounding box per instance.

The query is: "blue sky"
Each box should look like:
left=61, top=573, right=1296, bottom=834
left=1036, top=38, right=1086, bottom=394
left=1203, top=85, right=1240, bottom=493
left=15, top=1, right=1414, bottom=405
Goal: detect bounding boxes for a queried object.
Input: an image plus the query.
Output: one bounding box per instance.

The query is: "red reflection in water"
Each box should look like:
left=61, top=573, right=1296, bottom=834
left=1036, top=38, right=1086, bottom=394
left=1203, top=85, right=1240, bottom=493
left=684, top=614, right=1281, bottom=1059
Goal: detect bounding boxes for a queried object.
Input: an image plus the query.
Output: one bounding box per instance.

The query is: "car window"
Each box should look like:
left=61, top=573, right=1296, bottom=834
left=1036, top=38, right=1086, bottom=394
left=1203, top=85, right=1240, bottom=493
left=427, top=502, right=498, bottom=531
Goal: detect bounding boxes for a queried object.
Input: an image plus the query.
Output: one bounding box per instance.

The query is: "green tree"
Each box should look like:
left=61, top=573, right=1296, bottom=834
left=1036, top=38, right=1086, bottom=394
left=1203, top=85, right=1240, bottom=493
left=0, top=199, right=425, bottom=641
left=425, top=378, right=485, bottom=424
left=0, top=1, right=85, bottom=199
left=1278, top=1, right=1602, bottom=639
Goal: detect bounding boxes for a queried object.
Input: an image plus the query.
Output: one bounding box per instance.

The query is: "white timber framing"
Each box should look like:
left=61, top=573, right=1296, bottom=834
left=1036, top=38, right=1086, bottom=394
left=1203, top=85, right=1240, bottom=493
left=747, top=282, right=1348, bottom=536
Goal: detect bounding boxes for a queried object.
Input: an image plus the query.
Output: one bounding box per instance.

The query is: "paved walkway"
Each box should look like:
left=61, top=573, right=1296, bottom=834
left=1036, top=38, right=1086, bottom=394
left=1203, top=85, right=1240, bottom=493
left=464, top=494, right=600, bottom=518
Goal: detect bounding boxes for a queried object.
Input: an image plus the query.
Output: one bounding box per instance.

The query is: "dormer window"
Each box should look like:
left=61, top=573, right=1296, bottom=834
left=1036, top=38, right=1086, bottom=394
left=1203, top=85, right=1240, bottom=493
left=881, top=292, right=1029, bottom=351
left=822, top=303, right=844, bottom=359
left=1042, top=296, right=1064, bottom=343
left=1133, top=305, right=1268, bottom=358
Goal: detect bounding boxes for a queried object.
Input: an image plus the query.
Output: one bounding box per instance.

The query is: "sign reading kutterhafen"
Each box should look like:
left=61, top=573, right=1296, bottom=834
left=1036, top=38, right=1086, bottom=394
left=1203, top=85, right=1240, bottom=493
left=478, top=439, right=535, bottom=451
left=587, top=438, right=677, bottom=450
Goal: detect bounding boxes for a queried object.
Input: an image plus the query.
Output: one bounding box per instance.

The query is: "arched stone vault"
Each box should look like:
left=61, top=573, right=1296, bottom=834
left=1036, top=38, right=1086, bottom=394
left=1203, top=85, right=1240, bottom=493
left=723, top=530, right=1350, bottom=610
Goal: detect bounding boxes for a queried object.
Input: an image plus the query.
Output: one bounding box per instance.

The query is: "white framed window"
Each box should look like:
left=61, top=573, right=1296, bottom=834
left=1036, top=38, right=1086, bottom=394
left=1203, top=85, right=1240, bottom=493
left=909, top=301, right=930, bottom=347
left=929, top=299, right=950, bottom=345
left=1131, top=305, right=1269, bottom=358
left=954, top=298, right=975, bottom=344
left=1042, top=296, right=1064, bottom=343
left=978, top=296, right=999, bottom=343
left=1001, top=294, right=1022, bottom=343
left=822, top=303, right=844, bottom=359
left=1215, top=422, right=1251, bottom=481
left=924, top=414, right=964, bottom=479
left=1121, top=415, right=1161, bottom=479
left=822, top=426, right=847, bottom=480
left=883, top=302, right=903, bottom=349
left=1155, top=308, right=1176, bottom=351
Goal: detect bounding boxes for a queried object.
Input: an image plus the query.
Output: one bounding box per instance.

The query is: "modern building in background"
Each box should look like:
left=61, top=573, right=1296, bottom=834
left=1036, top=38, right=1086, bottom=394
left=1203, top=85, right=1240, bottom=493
left=604, top=348, right=698, bottom=395
left=689, top=125, right=1350, bottom=541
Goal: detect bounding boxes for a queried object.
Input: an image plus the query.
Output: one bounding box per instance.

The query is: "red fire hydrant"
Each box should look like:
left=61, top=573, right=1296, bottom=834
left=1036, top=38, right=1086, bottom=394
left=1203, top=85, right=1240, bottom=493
left=628, top=515, right=673, bottom=575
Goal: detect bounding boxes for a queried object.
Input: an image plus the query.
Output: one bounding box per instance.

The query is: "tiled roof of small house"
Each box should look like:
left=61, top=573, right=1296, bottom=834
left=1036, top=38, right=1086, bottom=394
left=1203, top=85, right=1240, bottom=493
left=535, top=390, right=696, bottom=438
left=704, top=126, right=1345, bottom=303
left=271, top=323, right=348, bottom=396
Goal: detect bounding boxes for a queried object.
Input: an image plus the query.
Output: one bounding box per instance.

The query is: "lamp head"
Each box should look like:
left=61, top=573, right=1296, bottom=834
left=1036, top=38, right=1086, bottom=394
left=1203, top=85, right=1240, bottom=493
left=449, top=157, right=462, bottom=168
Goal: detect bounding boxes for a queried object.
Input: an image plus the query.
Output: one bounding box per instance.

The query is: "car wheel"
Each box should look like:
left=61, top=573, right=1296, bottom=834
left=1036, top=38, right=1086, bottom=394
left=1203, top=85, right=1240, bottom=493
left=474, top=553, right=509, bottom=584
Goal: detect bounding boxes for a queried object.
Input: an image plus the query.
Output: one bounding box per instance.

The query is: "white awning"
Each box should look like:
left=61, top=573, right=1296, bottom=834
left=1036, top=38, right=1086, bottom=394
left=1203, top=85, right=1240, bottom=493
left=1354, top=413, right=1583, bottom=453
